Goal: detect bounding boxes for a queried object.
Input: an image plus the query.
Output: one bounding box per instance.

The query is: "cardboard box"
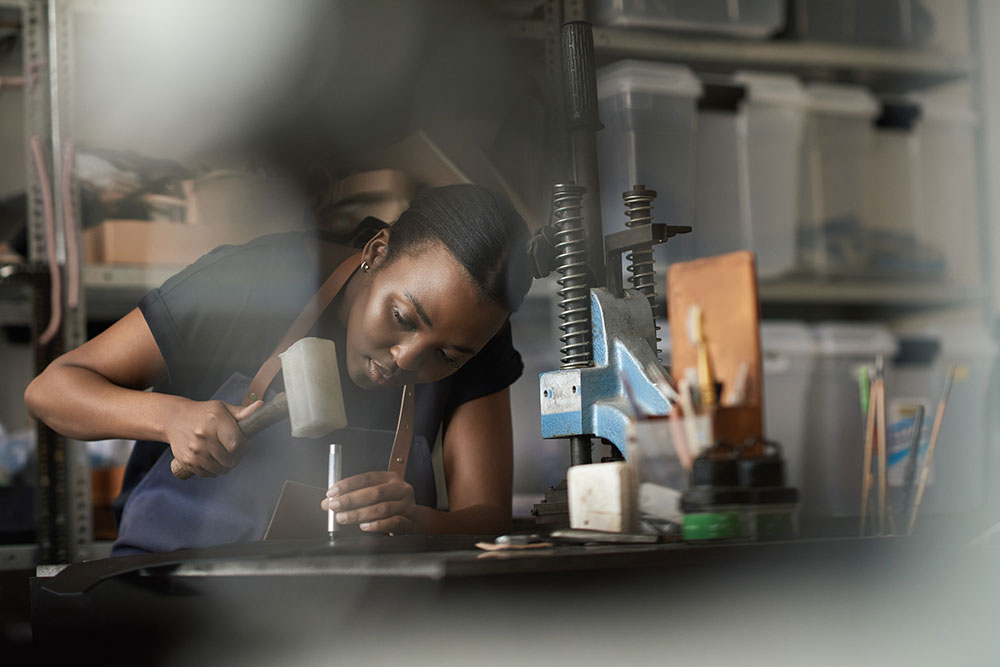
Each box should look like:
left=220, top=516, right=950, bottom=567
left=84, top=219, right=274, bottom=266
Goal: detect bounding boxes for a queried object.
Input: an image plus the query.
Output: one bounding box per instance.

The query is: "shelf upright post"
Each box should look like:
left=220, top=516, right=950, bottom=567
left=968, top=0, right=1000, bottom=515
left=37, top=0, right=92, bottom=564
left=0, top=0, right=56, bottom=567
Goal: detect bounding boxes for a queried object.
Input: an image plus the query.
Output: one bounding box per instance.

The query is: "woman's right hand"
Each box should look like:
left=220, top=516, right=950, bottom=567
left=165, top=399, right=263, bottom=477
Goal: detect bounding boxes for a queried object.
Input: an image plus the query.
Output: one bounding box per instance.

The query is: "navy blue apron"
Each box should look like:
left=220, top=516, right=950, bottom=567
left=112, top=372, right=434, bottom=556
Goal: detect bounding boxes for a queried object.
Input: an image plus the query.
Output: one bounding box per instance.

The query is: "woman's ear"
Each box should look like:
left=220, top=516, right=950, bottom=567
left=362, top=228, right=391, bottom=271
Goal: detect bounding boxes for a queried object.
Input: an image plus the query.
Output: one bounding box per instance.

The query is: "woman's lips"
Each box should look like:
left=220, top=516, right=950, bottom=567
left=367, top=358, right=393, bottom=386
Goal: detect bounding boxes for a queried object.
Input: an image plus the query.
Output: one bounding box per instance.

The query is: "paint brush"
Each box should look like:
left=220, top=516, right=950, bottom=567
left=643, top=362, right=692, bottom=471
left=901, top=404, right=925, bottom=525
left=688, top=305, right=716, bottom=410
left=878, top=371, right=898, bottom=536
left=667, top=404, right=694, bottom=472
left=645, top=361, right=679, bottom=401
left=875, top=355, right=888, bottom=535
left=859, top=379, right=877, bottom=537
left=677, top=376, right=702, bottom=457
left=907, top=366, right=956, bottom=536
left=858, top=366, right=871, bottom=420
left=725, top=362, right=750, bottom=406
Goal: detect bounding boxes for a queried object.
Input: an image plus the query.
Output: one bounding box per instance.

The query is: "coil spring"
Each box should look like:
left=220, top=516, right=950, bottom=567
left=623, top=184, right=662, bottom=357
left=552, top=183, right=592, bottom=368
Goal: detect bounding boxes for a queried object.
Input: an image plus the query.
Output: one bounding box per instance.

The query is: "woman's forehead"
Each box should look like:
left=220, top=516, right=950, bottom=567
left=382, top=245, right=507, bottom=344
left=387, top=240, right=472, bottom=289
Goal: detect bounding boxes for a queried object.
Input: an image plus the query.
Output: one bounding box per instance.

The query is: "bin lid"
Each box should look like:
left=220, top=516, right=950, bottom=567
left=875, top=99, right=922, bottom=131
left=733, top=71, right=808, bottom=108
left=761, top=321, right=816, bottom=355
left=898, top=322, right=999, bottom=358
left=813, top=322, right=898, bottom=357
left=597, top=60, right=702, bottom=100
left=806, top=83, right=879, bottom=118
left=907, top=92, right=977, bottom=125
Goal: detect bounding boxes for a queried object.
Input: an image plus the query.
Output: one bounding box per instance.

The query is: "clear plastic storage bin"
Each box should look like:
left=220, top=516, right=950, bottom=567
left=787, top=0, right=935, bottom=48
left=693, top=72, right=807, bottom=278
left=864, top=99, right=944, bottom=277
left=911, top=92, right=980, bottom=285
left=761, top=321, right=817, bottom=491
left=803, top=323, right=898, bottom=519
left=889, top=323, right=997, bottom=516
left=589, top=0, right=785, bottom=38
left=596, top=60, right=702, bottom=267
left=797, top=83, right=878, bottom=276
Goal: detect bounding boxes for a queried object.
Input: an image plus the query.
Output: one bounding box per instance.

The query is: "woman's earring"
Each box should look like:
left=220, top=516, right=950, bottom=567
left=361, top=261, right=370, bottom=272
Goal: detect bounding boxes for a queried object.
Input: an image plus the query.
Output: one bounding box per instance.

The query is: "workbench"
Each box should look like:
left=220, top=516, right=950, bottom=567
left=30, top=533, right=1000, bottom=666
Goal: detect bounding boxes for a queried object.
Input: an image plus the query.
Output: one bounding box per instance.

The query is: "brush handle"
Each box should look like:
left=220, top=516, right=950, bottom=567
left=859, top=383, right=877, bottom=536
left=907, top=368, right=955, bottom=535
left=688, top=306, right=715, bottom=409
left=875, top=380, right=888, bottom=535
left=902, top=405, right=925, bottom=515
left=697, top=345, right=715, bottom=408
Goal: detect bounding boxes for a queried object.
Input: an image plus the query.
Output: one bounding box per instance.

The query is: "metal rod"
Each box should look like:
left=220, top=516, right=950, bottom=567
left=552, top=183, right=592, bottom=368
left=561, top=21, right=606, bottom=288
left=570, top=436, right=593, bottom=466
left=328, top=444, right=342, bottom=539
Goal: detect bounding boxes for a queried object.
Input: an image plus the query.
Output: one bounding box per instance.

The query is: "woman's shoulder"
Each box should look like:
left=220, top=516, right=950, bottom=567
left=158, top=229, right=352, bottom=296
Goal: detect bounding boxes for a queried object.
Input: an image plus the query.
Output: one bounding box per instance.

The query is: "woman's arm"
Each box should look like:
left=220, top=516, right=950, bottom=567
left=324, top=387, right=514, bottom=535
left=415, top=386, right=513, bottom=534
left=24, top=308, right=258, bottom=477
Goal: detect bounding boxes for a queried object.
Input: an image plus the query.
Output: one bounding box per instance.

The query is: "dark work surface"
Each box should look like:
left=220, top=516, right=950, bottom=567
left=0, top=569, right=32, bottom=661
left=30, top=535, right=1000, bottom=667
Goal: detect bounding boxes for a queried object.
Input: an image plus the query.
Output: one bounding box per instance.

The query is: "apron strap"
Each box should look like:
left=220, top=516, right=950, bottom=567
left=387, top=385, right=415, bottom=479
left=242, top=251, right=363, bottom=407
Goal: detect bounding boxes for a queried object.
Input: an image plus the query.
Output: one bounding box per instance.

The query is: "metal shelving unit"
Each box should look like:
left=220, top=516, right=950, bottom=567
left=526, top=271, right=988, bottom=308
left=71, top=2, right=994, bottom=324
left=0, top=0, right=93, bottom=568
left=757, top=279, right=987, bottom=306
left=506, top=20, right=974, bottom=90
left=512, top=1, right=991, bottom=317
left=0, top=0, right=63, bottom=570
left=82, top=264, right=181, bottom=320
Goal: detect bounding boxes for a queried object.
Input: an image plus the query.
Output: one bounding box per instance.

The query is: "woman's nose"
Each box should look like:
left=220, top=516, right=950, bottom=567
left=390, top=340, right=423, bottom=372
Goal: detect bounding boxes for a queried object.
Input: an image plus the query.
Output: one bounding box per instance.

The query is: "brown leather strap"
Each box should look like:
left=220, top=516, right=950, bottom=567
left=242, top=251, right=363, bottom=406
left=387, top=385, right=414, bottom=478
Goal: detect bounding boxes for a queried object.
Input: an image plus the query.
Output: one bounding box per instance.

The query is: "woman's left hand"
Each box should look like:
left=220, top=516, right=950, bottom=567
left=321, top=471, right=418, bottom=533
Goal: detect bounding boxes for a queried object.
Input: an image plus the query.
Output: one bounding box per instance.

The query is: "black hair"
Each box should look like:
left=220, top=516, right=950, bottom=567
left=384, top=184, right=533, bottom=312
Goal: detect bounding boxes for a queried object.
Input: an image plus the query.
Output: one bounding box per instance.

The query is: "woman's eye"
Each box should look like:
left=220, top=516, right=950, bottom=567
left=440, top=351, right=459, bottom=369
left=392, top=307, right=414, bottom=331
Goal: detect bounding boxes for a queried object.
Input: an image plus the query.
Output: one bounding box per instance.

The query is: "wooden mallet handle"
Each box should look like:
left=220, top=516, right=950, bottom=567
left=170, top=393, right=290, bottom=479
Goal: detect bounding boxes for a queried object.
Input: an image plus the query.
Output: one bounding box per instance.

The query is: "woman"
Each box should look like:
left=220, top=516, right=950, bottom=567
left=25, top=184, right=534, bottom=554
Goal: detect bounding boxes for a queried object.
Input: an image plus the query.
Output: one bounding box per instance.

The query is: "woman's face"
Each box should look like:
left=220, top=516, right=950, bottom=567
left=343, top=233, right=510, bottom=390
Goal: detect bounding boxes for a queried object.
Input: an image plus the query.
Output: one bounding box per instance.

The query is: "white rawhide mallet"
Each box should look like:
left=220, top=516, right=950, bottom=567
left=170, top=337, right=347, bottom=479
